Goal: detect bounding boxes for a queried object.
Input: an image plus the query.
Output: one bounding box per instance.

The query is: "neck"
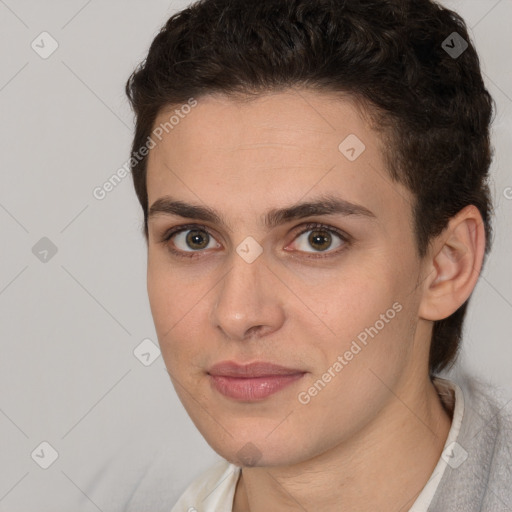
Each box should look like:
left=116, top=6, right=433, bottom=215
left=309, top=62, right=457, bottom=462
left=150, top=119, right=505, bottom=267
left=232, top=376, right=452, bottom=512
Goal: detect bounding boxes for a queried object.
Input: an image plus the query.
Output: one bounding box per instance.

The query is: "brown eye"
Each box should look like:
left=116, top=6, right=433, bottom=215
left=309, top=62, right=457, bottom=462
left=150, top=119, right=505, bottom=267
left=307, top=229, right=333, bottom=251
left=290, top=224, right=347, bottom=255
left=165, top=226, right=221, bottom=256
left=286, top=223, right=351, bottom=258
left=185, top=229, right=210, bottom=250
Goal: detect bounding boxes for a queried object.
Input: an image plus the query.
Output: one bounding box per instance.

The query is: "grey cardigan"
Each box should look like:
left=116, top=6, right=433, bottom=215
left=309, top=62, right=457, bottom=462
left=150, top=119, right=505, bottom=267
left=429, top=374, right=512, bottom=511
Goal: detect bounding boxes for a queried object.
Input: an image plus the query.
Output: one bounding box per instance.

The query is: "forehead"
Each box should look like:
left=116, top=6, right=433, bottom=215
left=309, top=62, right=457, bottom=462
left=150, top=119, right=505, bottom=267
left=148, top=90, right=368, bottom=166
left=145, top=89, right=413, bottom=229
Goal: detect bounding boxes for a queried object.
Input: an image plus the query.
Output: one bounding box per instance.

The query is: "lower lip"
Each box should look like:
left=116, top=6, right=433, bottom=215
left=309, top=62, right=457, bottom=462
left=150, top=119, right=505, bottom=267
left=209, top=373, right=305, bottom=401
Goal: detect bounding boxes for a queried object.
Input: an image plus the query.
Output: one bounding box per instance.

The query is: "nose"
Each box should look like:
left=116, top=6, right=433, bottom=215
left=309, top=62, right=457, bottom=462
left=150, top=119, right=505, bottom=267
left=210, top=250, right=286, bottom=342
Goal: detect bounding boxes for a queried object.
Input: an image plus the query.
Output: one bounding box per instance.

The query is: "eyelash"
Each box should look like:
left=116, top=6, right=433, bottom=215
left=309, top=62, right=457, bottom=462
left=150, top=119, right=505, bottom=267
left=160, top=222, right=350, bottom=260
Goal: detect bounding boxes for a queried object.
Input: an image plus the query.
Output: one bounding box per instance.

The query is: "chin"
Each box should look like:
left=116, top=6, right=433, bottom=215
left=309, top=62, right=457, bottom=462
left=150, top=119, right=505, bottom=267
left=207, top=435, right=309, bottom=468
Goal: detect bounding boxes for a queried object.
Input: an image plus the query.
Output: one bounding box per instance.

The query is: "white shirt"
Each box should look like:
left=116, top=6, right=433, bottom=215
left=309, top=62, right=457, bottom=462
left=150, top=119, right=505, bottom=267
left=170, top=377, right=465, bottom=512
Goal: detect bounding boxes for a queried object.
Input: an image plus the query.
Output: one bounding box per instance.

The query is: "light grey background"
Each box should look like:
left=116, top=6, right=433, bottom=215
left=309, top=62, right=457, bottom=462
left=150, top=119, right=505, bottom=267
left=0, top=1, right=510, bottom=511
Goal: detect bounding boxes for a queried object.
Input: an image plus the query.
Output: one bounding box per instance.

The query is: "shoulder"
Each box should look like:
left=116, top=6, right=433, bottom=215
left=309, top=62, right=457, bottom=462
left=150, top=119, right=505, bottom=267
left=430, top=373, right=512, bottom=511
left=171, top=459, right=241, bottom=512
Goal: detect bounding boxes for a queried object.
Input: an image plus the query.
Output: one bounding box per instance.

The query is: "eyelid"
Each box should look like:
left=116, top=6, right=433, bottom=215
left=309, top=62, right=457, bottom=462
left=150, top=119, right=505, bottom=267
left=292, top=222, right=350, bottom=242
left=160, top=223, right=216, bottom=244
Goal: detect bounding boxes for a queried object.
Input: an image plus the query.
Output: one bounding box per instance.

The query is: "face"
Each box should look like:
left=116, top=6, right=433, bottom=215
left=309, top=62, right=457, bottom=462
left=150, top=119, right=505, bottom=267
left=145, top=90, right=429, bottom=467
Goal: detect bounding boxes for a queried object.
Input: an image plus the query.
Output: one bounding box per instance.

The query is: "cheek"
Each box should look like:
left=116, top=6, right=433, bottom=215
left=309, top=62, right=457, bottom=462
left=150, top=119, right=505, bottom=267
left=146, top=259, right=213, bottom=370
left=147, top=260, right=185, bottom=354
left=288, top=261, right=396, bottom=330
left=292, top=276, right=418, bottom=434
left=147, top=264, right=172, bottom=336
left=295, top=256, right=417, bottom=365
left=147, top=250, right=196, bottom=329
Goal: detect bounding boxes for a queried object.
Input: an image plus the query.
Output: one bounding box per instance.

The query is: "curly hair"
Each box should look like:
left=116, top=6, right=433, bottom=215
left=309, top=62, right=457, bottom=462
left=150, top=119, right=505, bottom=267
left=125, top=0, right=495, bottom=376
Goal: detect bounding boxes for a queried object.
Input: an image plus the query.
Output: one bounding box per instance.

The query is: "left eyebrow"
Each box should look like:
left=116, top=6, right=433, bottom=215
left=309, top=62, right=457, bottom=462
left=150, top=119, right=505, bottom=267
left=148, top=193, right=376, bottom=232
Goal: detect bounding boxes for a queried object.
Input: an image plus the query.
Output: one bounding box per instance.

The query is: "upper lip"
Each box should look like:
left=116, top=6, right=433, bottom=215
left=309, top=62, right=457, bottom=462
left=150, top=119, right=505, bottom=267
left=208, top=361, right=305, bottom=378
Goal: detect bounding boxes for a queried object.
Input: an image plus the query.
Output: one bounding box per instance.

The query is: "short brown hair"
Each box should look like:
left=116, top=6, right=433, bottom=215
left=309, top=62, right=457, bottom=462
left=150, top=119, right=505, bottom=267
left=125, top=0, right=495, bottom=375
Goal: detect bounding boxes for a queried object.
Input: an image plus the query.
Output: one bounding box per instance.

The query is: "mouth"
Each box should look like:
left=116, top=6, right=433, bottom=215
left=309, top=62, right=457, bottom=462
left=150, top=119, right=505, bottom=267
left=207, top=361, right=306, bottom=401
left=207, top=360, right=305, bottom=378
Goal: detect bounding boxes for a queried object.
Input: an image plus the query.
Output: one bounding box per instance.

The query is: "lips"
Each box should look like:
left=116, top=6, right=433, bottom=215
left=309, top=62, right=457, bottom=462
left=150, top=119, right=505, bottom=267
left=207, top=360, right=305, bottom=378
left=207, top=361, right=306, bottom=401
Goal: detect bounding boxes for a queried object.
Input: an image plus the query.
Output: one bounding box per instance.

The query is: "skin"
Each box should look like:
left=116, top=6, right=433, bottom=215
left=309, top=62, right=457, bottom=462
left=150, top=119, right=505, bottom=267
left=145, top=89, right=485, bottom=511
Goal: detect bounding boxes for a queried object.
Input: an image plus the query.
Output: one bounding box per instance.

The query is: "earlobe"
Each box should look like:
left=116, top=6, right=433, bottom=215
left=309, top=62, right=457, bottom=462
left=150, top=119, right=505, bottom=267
left=419, top=205, right=486, bottom=321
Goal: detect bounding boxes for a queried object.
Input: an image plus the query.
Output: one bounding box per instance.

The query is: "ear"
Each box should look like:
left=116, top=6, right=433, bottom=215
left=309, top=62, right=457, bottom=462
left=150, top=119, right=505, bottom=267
left=418, top=205, right=486, bottom=321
